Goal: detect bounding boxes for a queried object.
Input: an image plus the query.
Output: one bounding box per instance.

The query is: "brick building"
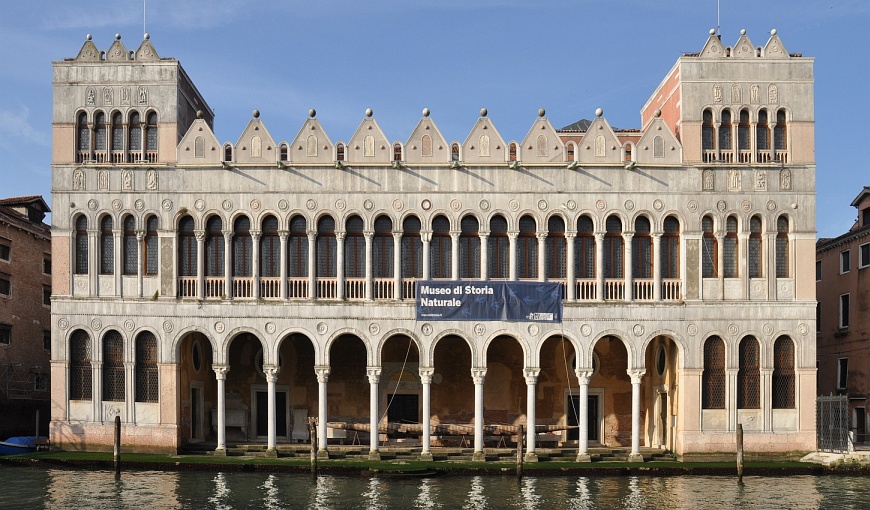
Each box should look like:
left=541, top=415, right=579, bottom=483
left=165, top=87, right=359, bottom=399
left=0, top=196, right=52, bottom=438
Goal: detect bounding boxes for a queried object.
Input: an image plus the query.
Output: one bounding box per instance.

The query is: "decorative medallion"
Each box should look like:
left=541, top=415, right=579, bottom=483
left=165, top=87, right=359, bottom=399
left=112, top=199, right=122, bottom=211
left=741, top=200, right=751, bottom=212
left=509, top=199, right=520, bottom=212
left=580, top=324, right=592, bottom=337
left=798, top=323, right=808, bottom=336
left=265, top=322, right=276, bottom=334
left=222, top=200, right=233, bottom=211
left=214, top=321, right=225, bottom=333
left=161, top=199, right=173, bottom=211
left=421, top=199, right=432, bottom=211
left=450, top=199, right=462, bottom=211
left=537, top=199, right=548, bottom=211
left=278, top=199, right=289, bottom=211
left=392, top=199, right=404, bottom=212
left=474, top=323, right=486, bottom=337
left=595, top=199, right=606, bottom=212
left=91, top=318, right=103, bottom=331
left=335, top=199, right=346, bottom=211
left=421, top=323, right=433, bottom=336
left=528, top=324, right=539, bottom=336
left=306, top=199, right=317, bottom=211
left=632, top=324, right=644, bottom=337
left=763, top=323, right=774, bottom=336
left=716, top=200, right=727, bottom=212
left=250, top=199, right=261, bottom=211
left=363, top=199, right=374, bottom=211
left=124, top=319, right=135, bottom=332
left=194, top=199, right=205, bottom=212
left=75, top=279, right=86, bottom=289
left=479, top=199, right=490, bottom=211
left=728, top=323, right=739, bottom=336
left=687, top=200, right=699, bottom=212
left=162, top=320, right=174, bottom=333
left=687, top=324, right=698, bottom=336
left=88, top=199, right=98, bottom=211
left=58, top=318, right=69, bottom=330
left=653, top=199, right=664, bottom=212
left=624, top=200, right=635, bottom=211
left=316, top=322, right=328, bottom=335
left=766, top=200, right=777, bottom=212
left=134, top=199, right=145, bottom=211
left=565, top=200, right=577, bottom=211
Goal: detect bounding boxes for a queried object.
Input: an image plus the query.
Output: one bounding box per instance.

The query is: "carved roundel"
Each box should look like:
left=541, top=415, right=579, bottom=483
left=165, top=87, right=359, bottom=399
left=741, top=200, right=751, bottom=212
left=580, top=324, right=592, bottom=337
left=88, top=199, right=98, bottom=211
left=194, top=199, right=205, bottom=212
left=624, top=200, right=635, bottom=211
left=687, top=324, right=698, bottom=336
left=317, top=322, right=328, bottom=335
left=595, top=199, right=606, bottom=212
left=687, top=200, right=699, bottom=212
left=369, top=323, right=380, bottom=336
left=653, top=199, right=664, bottom=212
left=509, top=199, right=520, bottom=212
left=728, top=323, right=739, bottom=336
left=265, top=322, right=276, bottom=334
left=798, top=323, right=808, bottom=336
left=763, top=323, right=774, bottom=336
left=421, top=323, right=433, bottom=336
left=134, top=199, right=145, bottom=211
left=474, top=323, right=486, bottom=337
left=335, top=199, right=346, bottom=211
left=221, top=200, right=233, bottom=211
left=766, top=200, right=777, bottom=212
left=214, top=321, right=225, bottom=333
left=565, top=200, right=577, bottom=211
left=363, top=199, right=374, bottom=211
left=537, top=200, right=548, bottom=211
left=91, top=318, right=103, bottom=331
left=250, top=199, right=261, bottom=211
left=479, top=199, right=490, bottom=211
left=124, top=319, right=135, bottom=332
left=716, top=200, right=727, bottom=212
left=421, top=199, right=432, bottom=211
left=633, top=324, right=644, bottom=337
left=112, top=199, right=122, bottom=212
left=162, top=320, right=174, bottom=333
left=306, top=199, right=317, bottom=211
left=528, top=324, right=539, bottom=336
left=58, top=318, right=69, bottom=331
left=392, top=199, right=404, bottom=212
left=278, top=199, right=289, bottom=211
left=450, top=199, right=462, bottom=211
left=162, top=199, right=173, bottom=211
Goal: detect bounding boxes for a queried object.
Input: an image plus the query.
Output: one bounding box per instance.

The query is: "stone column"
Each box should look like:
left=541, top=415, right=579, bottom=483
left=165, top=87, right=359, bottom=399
left=727, top=368, right=738, bottom=431
left=479, top=232, right=489, bottom=280
left=314, top=366, right=330, bottom=456
left=421, top=231, right=432, bottom=280
left=195, top=230, right=205, bottom=300
left=594, top=232, right=605, bottom=301
left=214, top=364, right=229, bottom=453
left=367, top=367, right=382, bottom=459
left=223, top=230, right=232, bottom=299
left=419, top=367, right=434, bottom=460
left=88, top=229, right=98, bottom=297
left=767, top=232, right=777, bottom=299
left=628, top=368, right=646, bottom=462
left=364, top=231, right=374, bottom=300
left=761, top=368, right=773, bottom=432
left=307, top=231, right=316, bottom=299
left=251, top=230, right=261, bottom=299
left=335, top=232, right=345, bottom=300
left=508, top=232, right=518, bottom=281
left=652, top=232, right=662, bottom=300
left=471, top=367, right=487, bottom=461
left=739, top=231, right=749, bottom=300
left=450, top=231, right=460, bottom=280
left=136, top=231, right=144, bottom=298
left=566, top=232, right=576, bottom=300
left=537, top=232, right=547, bottom=281
left=264, top=365, right=279, bottom=453
left=124, top=361, right=135, bottom=423
left=623, top=231, right=634, bottom=301
left=574, top=370, right=593, bottom=462
left=392, top=232, right=402, bottom=299
left=524, top=367, right=541, bottom=462
left=278, top=231, right=288, bottom=299
left=91, top=360, right=102, bottom=422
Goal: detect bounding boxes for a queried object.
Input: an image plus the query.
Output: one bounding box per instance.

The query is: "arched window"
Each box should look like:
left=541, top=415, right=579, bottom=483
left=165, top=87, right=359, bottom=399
left=100, top=216, right=114, bottom=275
left=111, top=111, right=124, bottom=154
left=719, top=110, right=732, bottom=153
left=661, top=216, right=680, bottom=279
left=94, top=111, right=107, bottom=156
left=633, top=216, right=652, bottom=279
left=776, top=216, right=789, bottom=278
left=575, top=216, right=595, bottom=279
left=401, top=216, right=422, bottom=279
left=288, top=215, right=309, bottom=278
left=508, top=142, right=518, bottom=162
left=393, top=143, right=402, bottom=162
left=232, top=216, right=252, bottom=277
left=76, top=112, right=90, bottom=161
left=205, top=216, right=224, bottom=277
left=144, top=215, right=158, bottom=276
left=279, top=143, right=288, bottom=162
left=459, top=215, right=480, bottom=279
left=748, top=216, right=762, bottom=278
left=102, top=330, right=125, bottom=402
left=774, top=109, right=787, bottom=156
left=336, top=142, right=345, bottom=161
left=223, top=144, right=233, bottom=162
left=604, top=216, right=623, bottom=279
left=316, top=216, right=336, bottom=278
left=738, top=336, right=760, bottom=409
left=738, top=109, right=750, bottom=157
left=75, top=215, right=89, bottom=275
left=344, top=215, right=365, bottom=279
left=517, top=215, right=538, bottom=280
left=373, top=216, right=393, bottom=278
left=260, top=215, right=280, bottom=278
left=123, top=215, right=137, bottom=275
left=69, top=330, right=92, bottom=400
left=702, top=216, right=717, bottom=278
left=702, top=336, right=725, bottom=409
left=430, top=216, right=451, bottom=279
left=145, top=112, right=158, bottom=152
left=566, top=143, right=575, bottom=162
left=488, top=215, right=509, bottom=279
left=702, top=109, right=714, bottom=153
left=756, top=109, right=770, bottom=152
left=623, top=143, right=633, bottom=163
left=546, top=216, right=566, bottom=279
left=724, top=216, right=738, bottom=278
left=177, top=215, right=196, bottom=277
left=450, top=143, right=460, bottom=162
left=772, top=336, right=795, bottom=409
left=135, top=331, right=158, bottom=403
left=128, top=111, right=141, bottom=161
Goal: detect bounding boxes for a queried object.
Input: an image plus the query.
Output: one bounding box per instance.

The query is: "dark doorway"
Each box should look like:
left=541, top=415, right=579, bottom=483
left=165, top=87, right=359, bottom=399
left=660, top=393, right=669, bottom=446
left=567, top=394, right=599, bottom=442
left=857, top=407, right=867, bottom=444
left=387, top=394, right=419, bottom=423
left=255, top=390, right=287, bottom=438
left=191, top=387, right=202, bottom=440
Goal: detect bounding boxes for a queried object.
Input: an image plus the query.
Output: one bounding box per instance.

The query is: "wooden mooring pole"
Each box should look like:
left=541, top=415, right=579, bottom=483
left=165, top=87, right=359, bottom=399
left=736, top=423, right=744, bottom=482
left=516, top=424, right=524, bottom=479
left=309, top=417, right=318, bottom=478
left=114, top=415, right=121, bottom=477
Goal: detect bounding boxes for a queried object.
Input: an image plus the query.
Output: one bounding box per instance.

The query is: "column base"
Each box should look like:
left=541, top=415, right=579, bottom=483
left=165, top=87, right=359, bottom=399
left=418, top=452, right=433, bottom=461
left=628, top=452, right=644, bottom=462
left=471, top=451, right=486, bottom=462
left=213, top=448, right=227, bottom=457
left=575, top=453, right=592, bottom=462
left=317, top=449, right=330, bottom=460
left=264, top=448, right=278, bottom=458
left=523, top=452, right=539, bottom=463
left=368, top=451, right=381, bottom=461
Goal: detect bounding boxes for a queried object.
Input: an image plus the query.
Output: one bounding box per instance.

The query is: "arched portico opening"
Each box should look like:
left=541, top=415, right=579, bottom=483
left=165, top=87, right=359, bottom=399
left=431, top=335, right=473, bottom=446
left=591, top=336, right=632, bottom=447
left=326, top=334, right=369, bottom=444
left=380, top=335, right=421, bottom=437
left=483, top=335, right=526, bottom=433
left=277, top=333, right=316, bottom=444
left=538, top=335, right=579, bottom=443
left=177, top=331, right=214, bottom=446
left=642, top=335, right=680, bottom=452
left=223, top=333, right=266, bottom=443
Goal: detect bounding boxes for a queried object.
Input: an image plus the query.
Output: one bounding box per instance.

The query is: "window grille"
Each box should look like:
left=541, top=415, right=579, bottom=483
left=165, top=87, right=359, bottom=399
left=232, top=216, right=252, bottom=277
left=336, top=143, right=345, bottom=161
left=205, top=216, right=224, bottom=277
left=603, top=216, right=623, bottom=278
left=94, top=112, right=106, bottom=151
left=102, top=330, right=125, bottom=402
left=633, top=217, right=652, bottom=279
left=135, top=332, right=159, bottom=403
left=459, top=216, right=480, bottom=279
left=702, top=216, right=716, bottom=277
left=260, top=215, right=280, bottom=278
left=123, top=216, right=137, bottom=275
left=401, top=216, right=422, bottom=279
left=373, top=216, right=394, bottom=278
left=100, top=216, right=114, bottom=275
left=69, top=330, right=92, bottom=400
left=177, top=216, right=196, bottom=277
left=774, top=110, right=787, bottom=151
left=488, top=215, right=509, bottom=279
left=316, top=216, right=336, bottom=278
left=145, top=112, right=158, bottom=151
left=145, top=216, right=158, bottom=275
left=702, top=336, right=725, bottom=409
left=128, top=111, right=141, bottom=152
left=723, top=216, right=738, bottom=278
left=661, top=216, right=680, bottom=279
left=517, top=215, right=538, bottom=279
left=575, top=216, right=595, bottom=279
left=738, top=336, right=760, bottom=409
left=223, top=144, right=232, bottom=162
left=77, top=112, right=90, bottom=152
left=772, top=336, right=795, bottom=409
left=719, top=110, right=732, bottom=151
left=748, top=216, right=762, bottom=278
left=738, top=110, right=750, bottom=151
left=776, top=216, right=789, bottom=278
left=756, top=109, right=769, bottom=150
left=546, top=216, right=566, bottom=279
left=0, top=273, right=9, bottom=296
left=701, top=109, right=714, bottom=152
left=429, top=216, right=451, bottom=279
left=112, top=112, right=124, bottom=151
left=344, top=216, right=365, bottom=278
left=288, top=215, right=309, bottom=277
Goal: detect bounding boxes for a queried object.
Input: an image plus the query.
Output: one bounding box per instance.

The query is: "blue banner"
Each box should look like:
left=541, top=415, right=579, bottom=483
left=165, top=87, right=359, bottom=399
left=415, top=281, right=563, bottom=322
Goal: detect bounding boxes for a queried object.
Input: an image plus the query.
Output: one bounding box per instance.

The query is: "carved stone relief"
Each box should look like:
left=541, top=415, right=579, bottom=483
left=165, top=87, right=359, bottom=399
left=702, top=169, right=714, bottom=191
left=146, top=169, right=158, bottom=190
left=754, top=169, right=767, bottom=191
left=138, top=86, right=148, bottom=105
left=98, top=170, right=109, bottom=190
left=713, top=84, right=722, bottom=103
left=122, top=169, right=133, bottom=191
left=779, top=169, right=792, bottom=190
left=73, top=168, right=85, bottom=190
left=728, top=169, right=741, bottom=192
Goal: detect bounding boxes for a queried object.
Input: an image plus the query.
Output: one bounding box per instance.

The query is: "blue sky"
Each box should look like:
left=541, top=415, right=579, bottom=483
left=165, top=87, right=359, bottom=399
left=1, top=0, right=867, bottom=237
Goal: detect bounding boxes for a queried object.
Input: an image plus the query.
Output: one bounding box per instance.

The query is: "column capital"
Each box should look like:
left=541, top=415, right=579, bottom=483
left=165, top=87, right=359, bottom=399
left=594, top=231, right=605, bottom=241
left=523, top=367, right=541, bottom=384
left=565, top=232, right=577, bottom=240
left=366, top=366, right=382, bottom=384
left=536, top=232, right=548, bottom=241
left=222, top=230, right=232, bottom=241
left=449, top=230, right=460, bottom=239
left=574, top=369, right=594, bottom=384
left=314, top=365, right=331, bottom=383
left=363, top=231, right=374, bottom=240
left=622, top=231, right=635, bottom=241
left=627, top=368, right=646, bottom=383
left=307, top=230, right=317, bottom=241
left=194, top=230, right=206, bottom=242
left=250, top=230, right=262, bottom=240
left=507, top=231, right=519, bottom=240
left=278, top=230, right=289, bottom=240
left=135, top=231, right=145, bottom=241
left=392, top=231, right=402, bottom=241
left=420, top=230, right=432, bottom=243
left=471, top=367, right=487, bottom=384
left=418, top=367, right=435, bottom=384
left=263, top=364, right=279, bottom=382
left=213, top=364, right=230, bottom=380
left=335, top=232, right=346, bottom=241
left=651, top=232, right=663, bottom=240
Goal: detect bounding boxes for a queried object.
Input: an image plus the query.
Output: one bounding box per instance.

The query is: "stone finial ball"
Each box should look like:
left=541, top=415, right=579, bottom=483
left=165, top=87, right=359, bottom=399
left=740, top=29, right=746, bottom=35
left=480, top=108, right=487, bottom=117
left=771, top=29, right=777, bottom=36
left=196, top=110, right=203, bottom=119
left=654, top=109, right=662, bottom=118
left=144, top=33, right=150, bottom=40
left=595, top=108, right=603, bottom=117
left=709, top=29, right=715, bottom=36
left=422, top=108, right=430, bottom=117
left=253, top=109, right=260, bottom=118
left=116, top=34, right=121, bottom=40
left=87, top=34, right=92, bottom=41
left=365, top=108, right=373, bottom=117
left=538, top=108, right=545, bottom=117
left=309, top=109, right=316, bottom=118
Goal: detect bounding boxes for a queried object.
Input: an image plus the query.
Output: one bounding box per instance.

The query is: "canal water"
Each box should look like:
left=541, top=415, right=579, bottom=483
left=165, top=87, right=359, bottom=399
left=0, top=466, right=867, bottom=509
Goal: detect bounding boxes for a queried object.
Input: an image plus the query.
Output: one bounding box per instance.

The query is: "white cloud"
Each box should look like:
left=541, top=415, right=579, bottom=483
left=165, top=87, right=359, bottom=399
left=0, top=106, right=50, bottom=150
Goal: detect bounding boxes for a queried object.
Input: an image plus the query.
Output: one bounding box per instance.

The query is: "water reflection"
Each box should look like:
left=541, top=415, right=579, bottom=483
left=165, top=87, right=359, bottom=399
left=519, top=477, right=540, bottom=509
left=415, top=477, right=439, bottom=509
left=464, top=475, right=486, bottom=509
left=209, top=472, right=231, bottom=510
left=309, top=473, right=336, bottom=510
